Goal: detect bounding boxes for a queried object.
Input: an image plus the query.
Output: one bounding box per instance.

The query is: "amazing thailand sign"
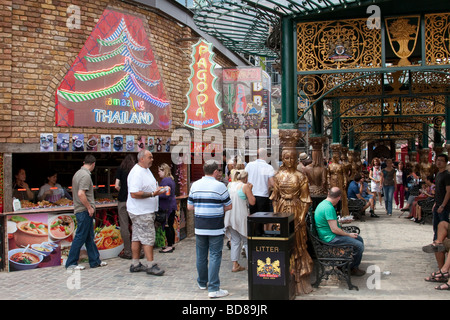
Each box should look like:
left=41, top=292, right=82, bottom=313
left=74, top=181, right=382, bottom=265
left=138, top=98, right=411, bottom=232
left=56, top=9, right=170, bottom=129
left=183, top=39, right=222, bottom=130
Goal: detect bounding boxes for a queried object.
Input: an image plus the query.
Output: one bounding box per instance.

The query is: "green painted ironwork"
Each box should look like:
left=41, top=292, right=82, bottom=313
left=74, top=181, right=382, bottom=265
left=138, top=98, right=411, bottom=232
left=192, top=0, right=389, bottom=58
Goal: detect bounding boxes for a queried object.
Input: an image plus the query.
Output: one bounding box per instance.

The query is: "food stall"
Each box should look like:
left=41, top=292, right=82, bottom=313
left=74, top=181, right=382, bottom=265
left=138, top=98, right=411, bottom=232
left=1, top=151, right=189, bottom=273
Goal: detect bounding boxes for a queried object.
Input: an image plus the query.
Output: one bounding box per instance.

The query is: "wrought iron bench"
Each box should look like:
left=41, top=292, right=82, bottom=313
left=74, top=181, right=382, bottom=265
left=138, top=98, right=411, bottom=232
left=417, top=197, right=435, bottom=225
left=306, top=213, right=359, bottom=291
left=347, top=198, right=366, bottom=221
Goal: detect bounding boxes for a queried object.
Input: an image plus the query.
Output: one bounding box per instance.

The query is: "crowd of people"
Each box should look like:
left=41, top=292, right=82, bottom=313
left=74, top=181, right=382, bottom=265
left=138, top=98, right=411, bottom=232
left=16, top=147, right=449, bottom=297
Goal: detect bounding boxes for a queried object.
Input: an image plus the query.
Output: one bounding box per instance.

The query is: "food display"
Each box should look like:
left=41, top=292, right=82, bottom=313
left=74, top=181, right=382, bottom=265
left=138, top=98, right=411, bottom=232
left=49, top=215, right=75, bottom=240
left=8, top=249, right=44, bottom=271
left=95, top=198, right=116, bottom=204
left=4, top=197, right=123, bottom=272
left=53, top=198, right=73, bottom=206
left=16, top=197, right=115, bottom=211
left=10, top=251, right=40, bottom=264
left=95, top=225, right=123, bottom=250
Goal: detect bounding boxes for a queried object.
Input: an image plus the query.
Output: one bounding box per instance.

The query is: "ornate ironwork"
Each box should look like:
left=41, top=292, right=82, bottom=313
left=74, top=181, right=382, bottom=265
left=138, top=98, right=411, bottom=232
left=425, top=13, right=450, bottom=65
left=385, top=16, right=421, bottom=67
left=297, top=18, right=382, bottom=71
left=192, top=0, right=388, bottom=58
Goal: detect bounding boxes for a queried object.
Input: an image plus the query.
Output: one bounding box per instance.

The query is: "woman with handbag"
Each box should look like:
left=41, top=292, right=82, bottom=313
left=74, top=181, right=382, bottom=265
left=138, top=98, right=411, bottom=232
left=224, top=169, right=255, bottom=272
left=157, top=163, right=177, bottom=253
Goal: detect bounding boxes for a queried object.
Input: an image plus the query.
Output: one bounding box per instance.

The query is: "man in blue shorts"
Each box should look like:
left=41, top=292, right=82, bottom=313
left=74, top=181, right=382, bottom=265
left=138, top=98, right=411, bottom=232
left=347, top=173, right=377, bottom=217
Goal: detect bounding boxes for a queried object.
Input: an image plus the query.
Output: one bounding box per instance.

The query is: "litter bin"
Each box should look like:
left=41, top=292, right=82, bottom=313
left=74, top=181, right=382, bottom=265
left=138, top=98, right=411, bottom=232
left=247, top=211, right=295, bottom=300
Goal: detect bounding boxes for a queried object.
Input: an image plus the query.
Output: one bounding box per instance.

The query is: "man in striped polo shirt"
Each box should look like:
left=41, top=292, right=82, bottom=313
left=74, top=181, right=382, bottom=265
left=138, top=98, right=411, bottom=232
left=188, top=160, right=232, bottom=298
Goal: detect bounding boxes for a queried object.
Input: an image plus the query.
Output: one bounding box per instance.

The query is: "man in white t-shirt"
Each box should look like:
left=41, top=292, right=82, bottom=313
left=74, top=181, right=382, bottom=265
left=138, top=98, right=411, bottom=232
left=245, top=148, right=275, bottom=214
left=127, top=150, right=165, bottom=276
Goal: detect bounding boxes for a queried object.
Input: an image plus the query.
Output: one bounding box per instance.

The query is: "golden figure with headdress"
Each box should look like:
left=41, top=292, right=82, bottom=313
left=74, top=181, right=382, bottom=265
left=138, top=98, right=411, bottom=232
left=270, top=134, right=313, bottom=295
left=302, top=136, right=328, bottom=196
left=328, top=144, right=349, bottom=216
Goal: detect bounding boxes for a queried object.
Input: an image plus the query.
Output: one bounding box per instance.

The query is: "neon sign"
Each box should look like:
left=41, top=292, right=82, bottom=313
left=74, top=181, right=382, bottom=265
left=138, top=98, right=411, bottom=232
left=55, top=10, right=170, bottom=129
left=183, top=39, right=222, bottom=130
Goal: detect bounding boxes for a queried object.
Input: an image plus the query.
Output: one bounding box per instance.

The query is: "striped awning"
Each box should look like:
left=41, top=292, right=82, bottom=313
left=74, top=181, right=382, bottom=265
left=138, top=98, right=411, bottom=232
left=193, top=0, right=389, bottom=58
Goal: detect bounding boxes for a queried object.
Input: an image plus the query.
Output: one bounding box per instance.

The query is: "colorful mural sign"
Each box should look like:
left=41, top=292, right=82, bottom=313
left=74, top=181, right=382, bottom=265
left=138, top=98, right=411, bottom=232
left=55, top=9, right=170, bottom=129
left=222, top=67, right=271, bottom=137
left=183, top=39, right=222, bottom=130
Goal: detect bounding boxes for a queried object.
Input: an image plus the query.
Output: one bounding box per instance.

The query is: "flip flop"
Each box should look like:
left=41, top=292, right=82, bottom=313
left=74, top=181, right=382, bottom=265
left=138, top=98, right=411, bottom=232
left=425, top=270, right=449, bottom=282
left=435, top=283, right=450, bottom=290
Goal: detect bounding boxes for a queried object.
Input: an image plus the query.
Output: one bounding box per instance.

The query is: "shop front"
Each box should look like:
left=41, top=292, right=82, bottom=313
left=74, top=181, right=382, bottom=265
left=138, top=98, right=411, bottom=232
left=0, top=0, right=248, bottom=272
left=2, top=150, right=189, bottom=272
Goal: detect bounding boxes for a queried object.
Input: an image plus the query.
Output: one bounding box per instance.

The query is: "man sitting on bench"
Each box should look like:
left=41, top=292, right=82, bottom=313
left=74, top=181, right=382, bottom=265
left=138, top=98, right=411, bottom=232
left=348, top=173, right=378, bottom=218
left=315, top=187, right=366, bottom=276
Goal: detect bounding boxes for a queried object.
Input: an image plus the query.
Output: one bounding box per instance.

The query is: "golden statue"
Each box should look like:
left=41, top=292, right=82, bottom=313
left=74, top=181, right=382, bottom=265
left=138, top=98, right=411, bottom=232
left=419, top=149, right=435, bottom=180
left=328, top=144, right=349, bottom=216
left=302, top=136, right=328, bottom=196
left=341, top=147, right=353, bottom=183
left=347, top=150, right=358, bottom=182
left=270, top=146, right=313, bottom=295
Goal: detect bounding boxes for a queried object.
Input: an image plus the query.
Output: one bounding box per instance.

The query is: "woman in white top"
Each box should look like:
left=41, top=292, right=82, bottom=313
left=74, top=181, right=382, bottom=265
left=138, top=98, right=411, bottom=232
left=38, top=170, right=71, bottom=202
left=224, top=169, right=255, bottom=272
left=394, top=161, right=406, bottom=209
left=369, top=157, right=383, bottom=207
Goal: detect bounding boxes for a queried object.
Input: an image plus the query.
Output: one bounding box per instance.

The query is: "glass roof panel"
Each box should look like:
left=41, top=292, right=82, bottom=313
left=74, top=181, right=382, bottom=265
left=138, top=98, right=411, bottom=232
left=193, top=0, right=390, bottom=57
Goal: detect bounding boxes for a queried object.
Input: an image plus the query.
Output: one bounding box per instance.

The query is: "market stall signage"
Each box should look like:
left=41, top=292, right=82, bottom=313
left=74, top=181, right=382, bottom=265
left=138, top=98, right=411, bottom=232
left=183, top=39, right=222, bottom=130
left=55, top=9, right=171, bottom=129
left=222, top=67, right=271, bottom=138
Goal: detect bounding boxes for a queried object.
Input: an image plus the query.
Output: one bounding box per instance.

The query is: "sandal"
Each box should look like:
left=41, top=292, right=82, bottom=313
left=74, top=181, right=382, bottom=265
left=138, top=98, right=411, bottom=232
left=435, top=282, right=450, bottom=290
left=424, top=269, right=449, bottom=282
left=232, top=265, right=245, bottom=272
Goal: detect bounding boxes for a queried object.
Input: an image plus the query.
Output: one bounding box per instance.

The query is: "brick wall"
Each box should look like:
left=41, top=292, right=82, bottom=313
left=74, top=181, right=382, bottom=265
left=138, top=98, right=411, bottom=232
left=0, top=0, right=237, bottom=148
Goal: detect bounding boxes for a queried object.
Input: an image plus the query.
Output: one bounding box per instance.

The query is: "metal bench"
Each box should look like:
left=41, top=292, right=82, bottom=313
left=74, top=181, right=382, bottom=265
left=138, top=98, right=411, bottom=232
left=306, top=213, right=359, bottom=291
left=347, top=198, right=366, bottom=221
left=417, top=197, right=434, bottom=225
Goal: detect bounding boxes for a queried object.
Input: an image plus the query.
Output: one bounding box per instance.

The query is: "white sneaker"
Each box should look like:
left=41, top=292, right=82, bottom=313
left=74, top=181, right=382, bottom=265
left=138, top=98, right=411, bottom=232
left=198, top=283, right=207, bottom=290
left=67, top=265, right=85, bottom=270
left=208, top=289, right=229, bottom=298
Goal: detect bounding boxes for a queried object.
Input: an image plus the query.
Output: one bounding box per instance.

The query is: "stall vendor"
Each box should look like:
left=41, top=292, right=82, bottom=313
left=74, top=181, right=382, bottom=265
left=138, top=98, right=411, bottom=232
left=38, top=169, right=72, bottom=202
left=13, top=168, right=35, bottom=201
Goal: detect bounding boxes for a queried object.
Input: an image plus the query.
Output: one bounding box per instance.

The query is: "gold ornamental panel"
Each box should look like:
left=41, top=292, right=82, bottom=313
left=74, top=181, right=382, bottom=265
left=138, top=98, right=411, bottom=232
left=297, top=72, right=382, bottom=109
left=297, top=18, right=382, bottom=71
left=340, top=99, right=382, bottom=118
left=411, top=69, right=450, bottom=94
left=385, top=16, right=421, bottom=67
left=425, top=13, right=450, bottom=65
left=401, top=96, right=446, bottom=116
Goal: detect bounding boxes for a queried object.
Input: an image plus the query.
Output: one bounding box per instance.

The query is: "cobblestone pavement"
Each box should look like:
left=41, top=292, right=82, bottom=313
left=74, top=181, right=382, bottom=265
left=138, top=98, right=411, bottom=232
left=0, top=207, right=448, bottom=300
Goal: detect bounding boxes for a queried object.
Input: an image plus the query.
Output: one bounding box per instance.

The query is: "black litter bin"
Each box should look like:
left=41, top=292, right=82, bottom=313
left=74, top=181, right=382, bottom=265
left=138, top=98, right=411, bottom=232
left=247, top=211, right=295, bottom=300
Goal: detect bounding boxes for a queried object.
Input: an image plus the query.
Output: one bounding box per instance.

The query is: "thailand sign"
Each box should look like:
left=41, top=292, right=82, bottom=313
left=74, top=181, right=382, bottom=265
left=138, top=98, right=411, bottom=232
left=55, top=9, right=171, bottom=129
left=183, top=39, right=222, bottom=130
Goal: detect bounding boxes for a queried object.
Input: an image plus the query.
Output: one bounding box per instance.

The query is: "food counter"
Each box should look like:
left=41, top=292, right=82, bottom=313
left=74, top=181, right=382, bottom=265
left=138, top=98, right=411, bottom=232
left=1, top=197, right=188, bottom=272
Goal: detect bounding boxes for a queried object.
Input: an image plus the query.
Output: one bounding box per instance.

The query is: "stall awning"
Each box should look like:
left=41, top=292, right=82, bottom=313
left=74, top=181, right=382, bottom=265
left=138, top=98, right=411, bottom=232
left=193, top=0, right=390, bottom=58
